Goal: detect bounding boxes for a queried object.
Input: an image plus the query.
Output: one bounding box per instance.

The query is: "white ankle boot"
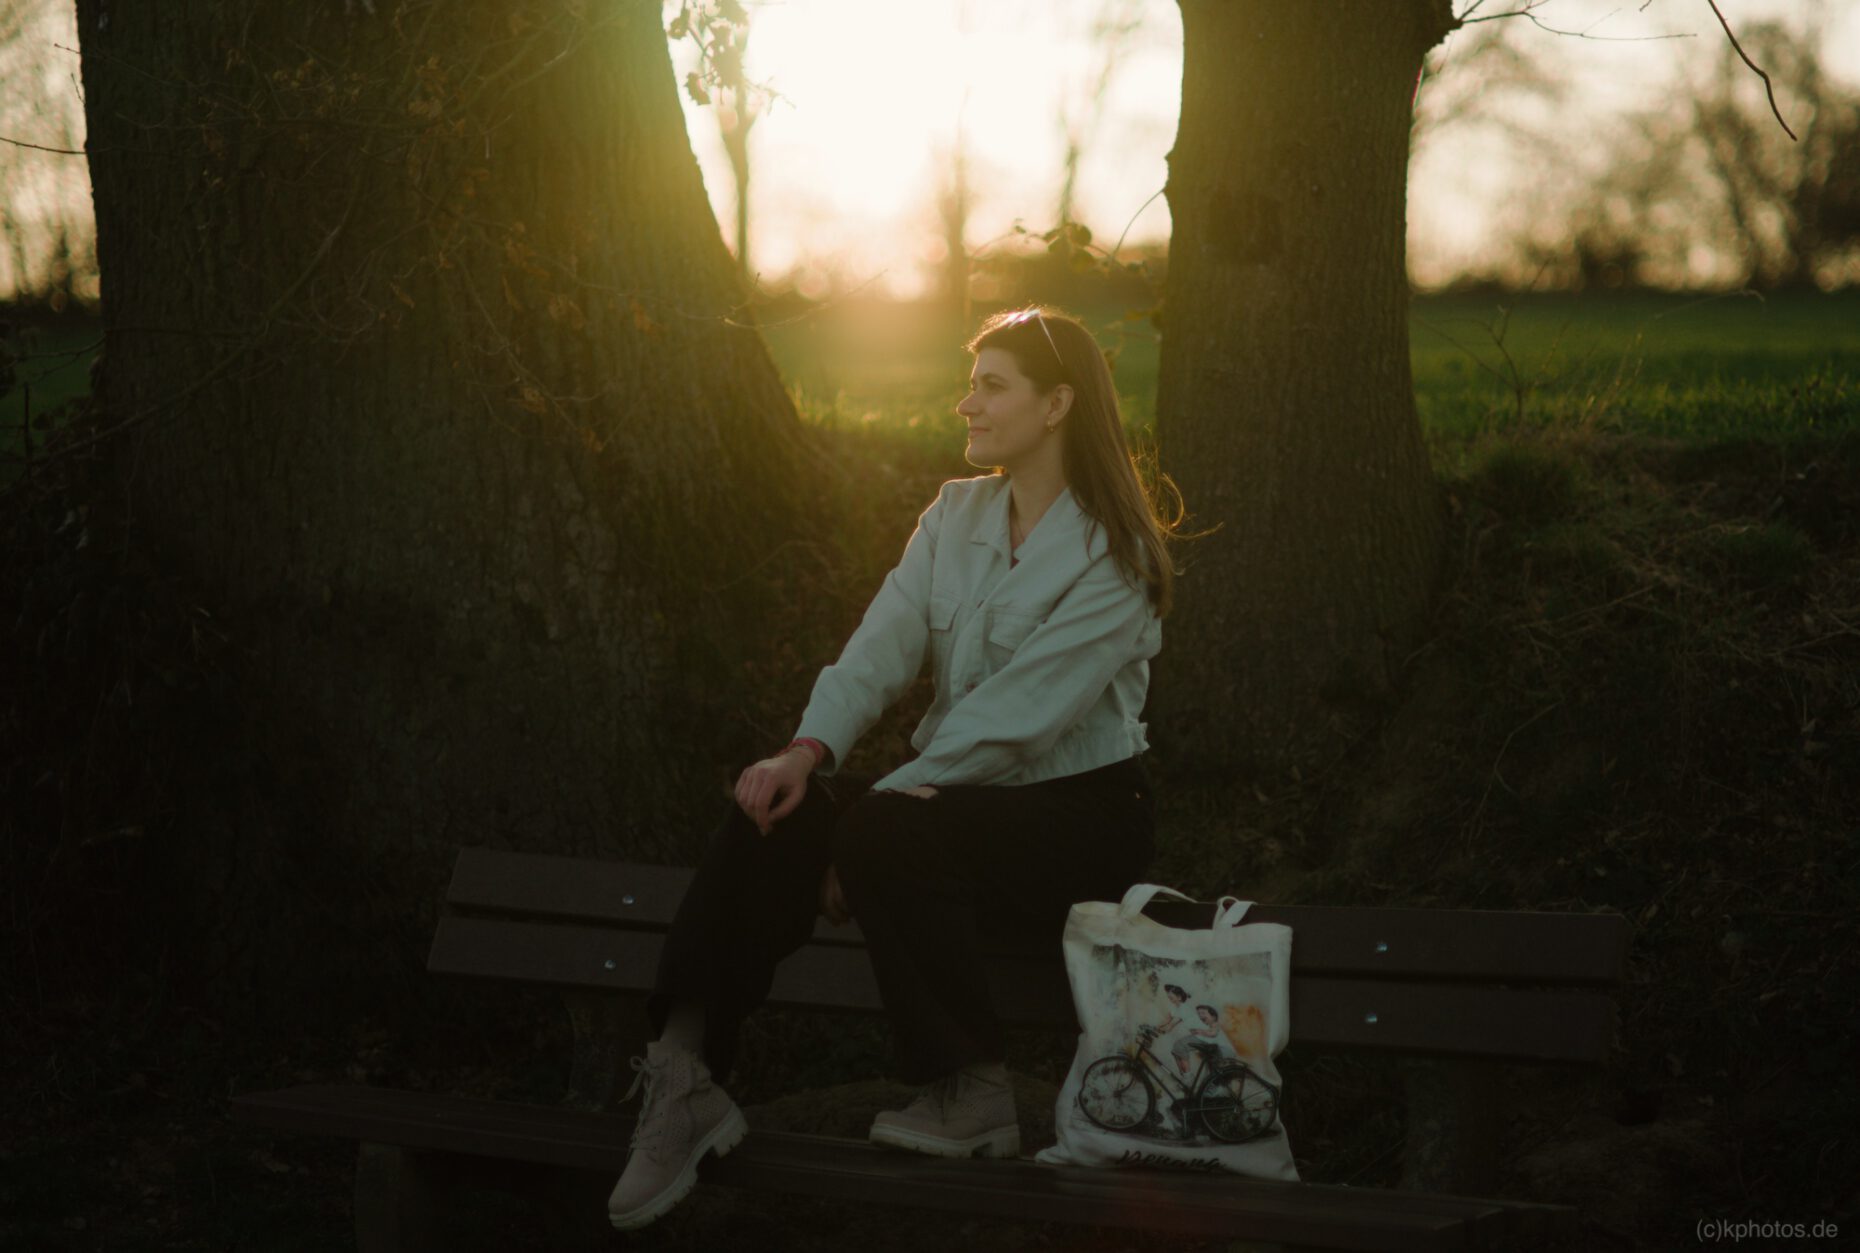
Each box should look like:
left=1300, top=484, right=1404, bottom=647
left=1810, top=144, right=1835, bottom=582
left=869, top=1062, right=1020, bottom=1158
left=606, top=1040, right=747, bottom=1230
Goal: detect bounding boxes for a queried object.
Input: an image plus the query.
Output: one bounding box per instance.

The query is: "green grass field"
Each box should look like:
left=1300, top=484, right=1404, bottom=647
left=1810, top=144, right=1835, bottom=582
left=7, top=292, right=1857, bottom=463
left=1410, top=290, right=1860, bottom=443
left=0, top=316, right=98, bottom=450
left=762, top=289, right=1860, bottom=455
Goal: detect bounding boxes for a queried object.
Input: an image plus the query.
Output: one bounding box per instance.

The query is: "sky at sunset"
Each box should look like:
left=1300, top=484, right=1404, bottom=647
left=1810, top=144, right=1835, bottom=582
left=669, top=0, right=1860, bottom=295
left=3, top=1, right=1858, bottom=300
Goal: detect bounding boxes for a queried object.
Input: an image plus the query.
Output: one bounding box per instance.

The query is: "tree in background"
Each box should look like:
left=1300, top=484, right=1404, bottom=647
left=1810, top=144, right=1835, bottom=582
left=1155, top=1, right=1455, bottom=771
left=1406, top=9, right=1567, bottom=286
left=936, top=0, right=980, bottom=320
left=68, top=0, right=818, bottom=1003
left=1409, top=11, right=1562, bottom=161
left=0, top=0, right=94, bottom=306
left=1054, top=0, right=1147, bottom=231
left=710, top=18, right=762, bottom=282
left=1508, top=16, right=1860, bottom=291
left=1672, top=18, right=1859, bottom=288
left=937, top=128, right=974, bottom=320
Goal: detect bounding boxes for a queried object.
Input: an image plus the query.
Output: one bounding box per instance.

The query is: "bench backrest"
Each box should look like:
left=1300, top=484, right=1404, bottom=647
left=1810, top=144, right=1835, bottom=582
left=430, top=849, right=1629, bottom=1066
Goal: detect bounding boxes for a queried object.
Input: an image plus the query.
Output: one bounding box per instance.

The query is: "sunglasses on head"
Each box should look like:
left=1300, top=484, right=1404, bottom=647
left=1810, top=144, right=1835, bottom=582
left=1005, top=308, right=1065, bottom=374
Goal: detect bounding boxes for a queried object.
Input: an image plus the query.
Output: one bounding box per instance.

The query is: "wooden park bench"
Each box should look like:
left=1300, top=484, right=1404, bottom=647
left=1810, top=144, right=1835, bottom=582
left=230, top=848, right=1629, bottom=1251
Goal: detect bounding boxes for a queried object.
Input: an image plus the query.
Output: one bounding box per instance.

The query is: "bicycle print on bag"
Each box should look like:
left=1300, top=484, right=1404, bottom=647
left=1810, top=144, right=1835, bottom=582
left=1038, top=885, right=1296, bottom=1179
left=1068, top=944, right=1283, bottom=1147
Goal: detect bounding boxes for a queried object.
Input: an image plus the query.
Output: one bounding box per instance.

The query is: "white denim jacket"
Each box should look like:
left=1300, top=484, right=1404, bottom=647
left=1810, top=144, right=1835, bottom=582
left=795, top=474, right=1160, bottom=791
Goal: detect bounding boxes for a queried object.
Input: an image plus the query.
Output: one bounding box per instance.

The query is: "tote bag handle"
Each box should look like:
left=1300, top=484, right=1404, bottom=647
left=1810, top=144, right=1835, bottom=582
left=1214, top=896, right=1255, bottom=928
left=1117, top=884, right=1257, bottom=928
left=1116, top=883, right=1196, bottom=918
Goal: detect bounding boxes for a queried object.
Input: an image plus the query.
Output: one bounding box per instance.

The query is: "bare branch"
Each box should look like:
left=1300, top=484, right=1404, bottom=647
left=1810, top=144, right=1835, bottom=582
left=0, top=133, right=84, bottom=156
left=1462, top=0, right=1692, bottom=41
left=1110, top=187, right=1166, bottom=263
left=1704, top=0, right=1798, bottom=141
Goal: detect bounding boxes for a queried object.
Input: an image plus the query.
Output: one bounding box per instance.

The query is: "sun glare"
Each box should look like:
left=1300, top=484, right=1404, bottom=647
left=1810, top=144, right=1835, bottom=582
left=671, top=0, right=1180, bottom=299
left=669, top=0, right=1860, bottom=300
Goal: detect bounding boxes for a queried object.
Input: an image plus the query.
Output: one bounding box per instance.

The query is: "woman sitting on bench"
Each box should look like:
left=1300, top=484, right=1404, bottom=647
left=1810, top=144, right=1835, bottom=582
left=608, top=306, right=1182, bottom=1231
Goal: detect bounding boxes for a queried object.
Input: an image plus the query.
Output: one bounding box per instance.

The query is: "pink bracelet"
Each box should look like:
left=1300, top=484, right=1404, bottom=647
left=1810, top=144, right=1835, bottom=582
left=784, top=737, right=827, bottom=768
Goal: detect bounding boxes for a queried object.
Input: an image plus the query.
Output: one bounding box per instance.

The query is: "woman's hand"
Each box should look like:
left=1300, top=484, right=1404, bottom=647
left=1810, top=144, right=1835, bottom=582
left=819, top=864, right=853, bottom=926
left=734, top=746, right=815, bottom=835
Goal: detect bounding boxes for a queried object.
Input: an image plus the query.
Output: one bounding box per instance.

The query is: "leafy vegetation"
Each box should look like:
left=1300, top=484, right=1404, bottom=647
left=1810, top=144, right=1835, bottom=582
left=3, top=290, right=1856, bottom=1248
left=708, top=289, right=1860, bottom=1246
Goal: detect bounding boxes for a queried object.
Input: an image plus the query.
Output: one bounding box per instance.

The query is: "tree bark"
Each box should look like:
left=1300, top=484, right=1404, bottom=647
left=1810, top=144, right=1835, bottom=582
left=73, top=1, right=816, bottom=1003
left=1156, top=0, right=1453, bottom=771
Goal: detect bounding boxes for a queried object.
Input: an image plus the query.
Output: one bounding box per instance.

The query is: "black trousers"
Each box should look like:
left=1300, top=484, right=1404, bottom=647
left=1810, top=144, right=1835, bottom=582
left=651, top=757, right=1155, bottom=1085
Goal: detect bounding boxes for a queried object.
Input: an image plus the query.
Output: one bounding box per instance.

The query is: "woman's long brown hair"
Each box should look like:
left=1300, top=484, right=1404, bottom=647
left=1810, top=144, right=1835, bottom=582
left=968, top=307, right=1184, bottom=616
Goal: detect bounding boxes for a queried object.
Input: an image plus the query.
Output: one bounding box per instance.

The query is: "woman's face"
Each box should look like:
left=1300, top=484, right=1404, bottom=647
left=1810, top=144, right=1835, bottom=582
left=957, top=346, right=1060, bottom=472
left=1197, top=1007, right=1218, bottom=1026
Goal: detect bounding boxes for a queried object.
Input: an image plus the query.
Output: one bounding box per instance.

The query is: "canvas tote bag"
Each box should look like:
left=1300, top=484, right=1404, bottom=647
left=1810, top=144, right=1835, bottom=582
left=1036, top=884, right=1297, bottom=1179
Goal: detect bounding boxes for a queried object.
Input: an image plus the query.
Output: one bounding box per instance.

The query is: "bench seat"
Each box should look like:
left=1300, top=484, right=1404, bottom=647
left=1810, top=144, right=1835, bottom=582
left=229, top=1083, right=1573, bottom=1251
left=228, top=850, right=1628, bottom=1251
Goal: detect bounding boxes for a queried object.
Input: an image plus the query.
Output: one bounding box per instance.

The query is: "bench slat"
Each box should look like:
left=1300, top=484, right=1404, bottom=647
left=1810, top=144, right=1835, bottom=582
left=712, top=1133, right=1527, bottom=1251
left=428, top=916, right=1616, bottom=1064
left=232, top=1083, right=635, bottom=1164
left=231, top=1084, right=1569, bottom=1251
left=446, top=850, right=1628, bottom=986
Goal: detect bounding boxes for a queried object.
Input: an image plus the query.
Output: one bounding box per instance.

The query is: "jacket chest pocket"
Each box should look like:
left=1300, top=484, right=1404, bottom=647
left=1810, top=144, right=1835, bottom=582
left=928, top=594, right=960, bottom=678
left=982, top=607, right=1041, bottom=669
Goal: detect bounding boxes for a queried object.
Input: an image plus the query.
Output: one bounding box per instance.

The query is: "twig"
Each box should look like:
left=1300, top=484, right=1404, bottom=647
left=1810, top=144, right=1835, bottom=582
left=1410, top=316, right=1525, bottom=396
left=1704, top=0, right=1797, bottom=141
left=1539, top=584, right=1656, bottom=628
left=1462, top=2, right=1691, bottom=41
left=10, top=336, right=106, bottom=362
left=1110, top=187, right=1166, bottom=263
left=1466, top=701, right=1563, bottom=844
left=0, top=134, right=84, bottom=156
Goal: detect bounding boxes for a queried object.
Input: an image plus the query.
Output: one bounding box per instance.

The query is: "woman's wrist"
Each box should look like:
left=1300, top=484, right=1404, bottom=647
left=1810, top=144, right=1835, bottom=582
left=783, top=737, right=826, bottom=770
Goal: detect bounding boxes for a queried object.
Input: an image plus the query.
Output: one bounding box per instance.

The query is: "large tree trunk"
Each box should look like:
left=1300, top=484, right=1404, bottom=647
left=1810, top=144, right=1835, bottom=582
left=1156, top=0, right=1453, bottom=771
left=73, top=1, right=814, bottom=1011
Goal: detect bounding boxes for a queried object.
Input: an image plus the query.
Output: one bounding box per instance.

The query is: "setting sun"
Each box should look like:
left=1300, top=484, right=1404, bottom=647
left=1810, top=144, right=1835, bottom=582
left=667, top=0, right=1860, bottom=296
left=670, top=0, right=1181, bottom=297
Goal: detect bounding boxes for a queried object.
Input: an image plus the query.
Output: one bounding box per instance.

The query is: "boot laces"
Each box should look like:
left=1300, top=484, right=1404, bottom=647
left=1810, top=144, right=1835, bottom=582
left=903, top=1075, right=954, bottom=1120
left=624, top=1053, right=677, bottom=1160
